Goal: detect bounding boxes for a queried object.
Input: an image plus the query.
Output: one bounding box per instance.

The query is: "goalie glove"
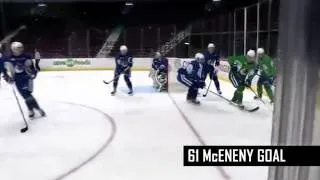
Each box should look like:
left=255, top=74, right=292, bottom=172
left=148, top=69, right=156, bottom=78
left=159, top=64, right=166, bottom=70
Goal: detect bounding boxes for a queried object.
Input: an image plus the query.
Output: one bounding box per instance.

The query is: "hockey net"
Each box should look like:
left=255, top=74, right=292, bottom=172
left=167, top=58, right=191, bottom=92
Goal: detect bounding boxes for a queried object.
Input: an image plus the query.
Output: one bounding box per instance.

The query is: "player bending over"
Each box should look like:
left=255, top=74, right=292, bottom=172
left=111, top=45, right=133, bottom=95
left=150, top=52, right=168, bottom=92
left=228, top=50, right=257, bottom=108
left=3, top=42, right=46, bottom=118
left=177, top=53, right=206, bottom=105
left=204, top=43, right=222, bottom=94
left=254, top=48, right=277, bottom=103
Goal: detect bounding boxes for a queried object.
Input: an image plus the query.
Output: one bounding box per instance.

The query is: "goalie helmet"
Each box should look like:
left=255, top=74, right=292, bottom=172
left=155, top=52, right=161, bottom=59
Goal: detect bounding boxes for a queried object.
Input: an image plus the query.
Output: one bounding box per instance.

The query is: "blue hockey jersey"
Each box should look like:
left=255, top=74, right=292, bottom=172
left=204, top=51, right=220, bottom=66
left=3, top=53, right=36, bottom=77
left=152, top=57, right=168, bottom=72
left=178, top=60, right=205, bottom=81
left=115, top=53, right=133, bottom=70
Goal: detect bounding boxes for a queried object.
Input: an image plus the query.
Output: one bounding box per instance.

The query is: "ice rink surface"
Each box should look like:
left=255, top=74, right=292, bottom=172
left=0, top=71, right=273, bottom=180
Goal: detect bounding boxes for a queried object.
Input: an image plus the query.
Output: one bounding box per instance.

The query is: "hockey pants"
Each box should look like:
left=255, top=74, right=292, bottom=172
left=257, top=75, right=274, bottom=101
left=209, top=67, right=220, bottom=91
left=177, top=74, right=198, bottom=100
left=229, top=72, right=245, bottom=104
left=15, top=76, right=41, bottom=111
left=113, top=68, right=132, bottom=91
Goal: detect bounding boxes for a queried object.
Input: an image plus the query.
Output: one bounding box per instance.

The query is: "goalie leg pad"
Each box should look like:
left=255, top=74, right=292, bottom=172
left=155, top=72, right=168, bottom=91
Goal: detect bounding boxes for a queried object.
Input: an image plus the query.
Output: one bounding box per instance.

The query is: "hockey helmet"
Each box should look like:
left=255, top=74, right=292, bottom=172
left=208, top=43, right=215, bottom=52
left=11, top=42, right=24, bottom=56
left=195, top=53, right=205, bottom=63
left=120, top=45, right=128, bottom=54
left=246, top=49, right=256, bottom=62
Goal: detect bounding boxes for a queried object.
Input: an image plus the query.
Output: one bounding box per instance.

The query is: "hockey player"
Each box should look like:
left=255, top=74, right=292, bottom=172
left=111, top=45, right=133, bottom=95
left=177, top=53, right=206, bottom=105
left=254, top=48, right=277, bottom=103
left=150, top=52, right=168, bottom=92
left=34, top=49, right=41, bottom=71
left=228, top=50, right=257, bottom=108
left=3, top=42, right=46, bottom=118
left=204, top=43, right=221, bottom=94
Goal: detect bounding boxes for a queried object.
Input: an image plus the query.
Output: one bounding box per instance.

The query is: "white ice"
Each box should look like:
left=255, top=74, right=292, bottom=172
left=0, top=71, right=273, bottom=180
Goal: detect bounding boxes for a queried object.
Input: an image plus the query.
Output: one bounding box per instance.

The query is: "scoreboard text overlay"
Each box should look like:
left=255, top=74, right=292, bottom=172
left=183, top=146, right=320, bottom=166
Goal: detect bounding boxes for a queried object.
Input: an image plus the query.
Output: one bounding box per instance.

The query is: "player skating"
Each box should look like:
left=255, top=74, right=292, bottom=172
left=228, top=50, right=257, bottom=109
left=3, top=42, right=46, bottom=118
left=177, top=53, right=206, bottom=105
left=204, top=43, right=221, bottom=94
left=150, top=52, right=168, bottom=92
left=253, top=48, right=277, bottom=103
left=110, top=45, right=133, bottom=96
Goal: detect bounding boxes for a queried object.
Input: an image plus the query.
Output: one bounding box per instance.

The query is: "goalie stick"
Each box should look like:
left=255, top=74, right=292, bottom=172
left=208, top=90, right=259, bottom=112
left=11, top=85, right=29, bottom=133
left=103, top=66, right=130, bottom=84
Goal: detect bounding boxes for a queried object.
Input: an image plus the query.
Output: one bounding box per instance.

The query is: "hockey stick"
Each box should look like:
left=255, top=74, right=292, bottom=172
left=11, top=85, right=29, bottom=133
left=247, top=85, right=274, bottom=112
left=246, top=86, right=266, bottom=105
left=203, top=80, right=212, bottom=97
left=208, top=90, right=259, bottom=112
left=103, top=66, right=130, bottom=84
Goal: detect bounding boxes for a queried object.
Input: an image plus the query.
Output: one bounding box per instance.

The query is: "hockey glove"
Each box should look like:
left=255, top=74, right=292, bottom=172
left=230, top=63, right=239, bottom=73
left=245, top=78, right=252, bottom=87
left=262, top=76, right=274, bottom=85
left=159, top=64, right=166, bottom=70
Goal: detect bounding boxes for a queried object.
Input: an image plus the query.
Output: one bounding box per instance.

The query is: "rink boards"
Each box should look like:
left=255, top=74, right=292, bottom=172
left=39, top=57, right=260, bottom=85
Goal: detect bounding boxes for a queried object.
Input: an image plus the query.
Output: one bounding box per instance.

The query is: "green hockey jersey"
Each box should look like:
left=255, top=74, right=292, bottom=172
left=228, top=55, right=257, bottom=80
left=258, top=55, right=277, bottom=77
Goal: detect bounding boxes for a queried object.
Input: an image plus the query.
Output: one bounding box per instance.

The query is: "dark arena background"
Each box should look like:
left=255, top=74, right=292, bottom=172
left=0, top=0, right=319, bottom=180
